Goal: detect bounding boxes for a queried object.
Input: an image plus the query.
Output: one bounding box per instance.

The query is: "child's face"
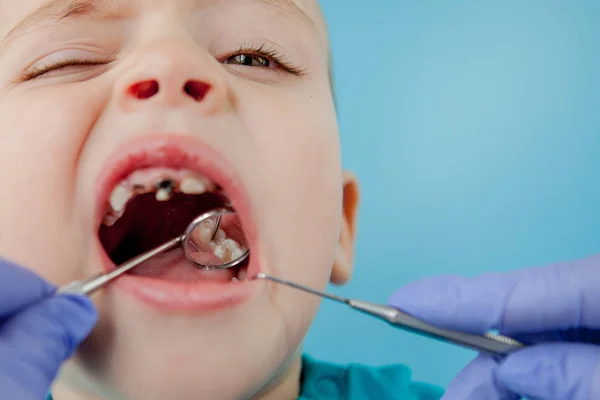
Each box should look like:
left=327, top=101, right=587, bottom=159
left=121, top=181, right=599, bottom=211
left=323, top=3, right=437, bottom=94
left=0, top=0, right=359, bottom=399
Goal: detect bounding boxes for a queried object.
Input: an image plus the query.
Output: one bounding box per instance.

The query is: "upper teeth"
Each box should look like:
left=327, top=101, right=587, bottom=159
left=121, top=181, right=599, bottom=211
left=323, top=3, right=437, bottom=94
left=180, top=177, right=207, bottom=194
left=109, top=184, right=133, bottom=213
left=103, top=168, right=218, bottom=225
left=155, top=188, right=172, bottom=202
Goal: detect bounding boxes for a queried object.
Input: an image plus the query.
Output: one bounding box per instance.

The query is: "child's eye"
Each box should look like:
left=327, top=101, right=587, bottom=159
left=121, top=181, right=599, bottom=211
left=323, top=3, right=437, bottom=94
left=21, top=59, right=110, bottom=81
left=219, top=45, right=307, bottom=76
left=225, top=54, right=271, bottom=68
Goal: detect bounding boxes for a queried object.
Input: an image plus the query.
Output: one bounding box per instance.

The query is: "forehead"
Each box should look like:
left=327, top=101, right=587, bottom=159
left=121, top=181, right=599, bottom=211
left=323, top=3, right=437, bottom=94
left=0, top=0, right=326, bottom=42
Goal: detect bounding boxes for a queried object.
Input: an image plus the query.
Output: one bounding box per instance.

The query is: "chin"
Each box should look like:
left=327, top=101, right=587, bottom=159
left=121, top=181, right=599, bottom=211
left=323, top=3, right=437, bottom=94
left=60, top=289, right=304, bottom=400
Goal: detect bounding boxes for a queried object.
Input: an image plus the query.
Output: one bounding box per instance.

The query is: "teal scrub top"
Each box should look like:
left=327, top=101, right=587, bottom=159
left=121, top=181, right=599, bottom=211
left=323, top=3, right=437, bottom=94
left=299, top=355, right=444, bottom=400
left=49, top=354, right=444, bottom=400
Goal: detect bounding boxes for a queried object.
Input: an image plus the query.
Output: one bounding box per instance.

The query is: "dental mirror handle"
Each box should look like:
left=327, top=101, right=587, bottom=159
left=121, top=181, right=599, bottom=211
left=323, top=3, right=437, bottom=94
left=58, top=237, right=181, bottom=296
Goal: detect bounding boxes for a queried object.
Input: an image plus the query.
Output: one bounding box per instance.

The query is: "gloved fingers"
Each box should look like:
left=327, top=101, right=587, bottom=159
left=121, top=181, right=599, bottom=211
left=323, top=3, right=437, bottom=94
left=0, top=294, right=97, bottom=400
left=388, top=273, right=521, bottom=334
left=496, top=343, right=600, bottom=400
left=0, top=258, right=55, bottom=319
left=516, top=328, right=600, bottom=346
left=441, top=354, right=519, bottom=400
left=388, top=254, right=600, bottom=335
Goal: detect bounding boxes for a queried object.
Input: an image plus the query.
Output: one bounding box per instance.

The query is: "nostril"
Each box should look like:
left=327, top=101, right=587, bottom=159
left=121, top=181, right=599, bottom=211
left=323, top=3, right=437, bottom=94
left=129, top=80, right=159, bottom=100
left=183, top=80, right=211, bottom=102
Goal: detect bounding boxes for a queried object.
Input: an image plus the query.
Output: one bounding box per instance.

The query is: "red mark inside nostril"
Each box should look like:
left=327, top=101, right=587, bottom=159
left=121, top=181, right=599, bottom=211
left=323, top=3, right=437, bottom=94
left=184, top=81, right=211, bottom=101
left=129, top=80, right=159, bottom=100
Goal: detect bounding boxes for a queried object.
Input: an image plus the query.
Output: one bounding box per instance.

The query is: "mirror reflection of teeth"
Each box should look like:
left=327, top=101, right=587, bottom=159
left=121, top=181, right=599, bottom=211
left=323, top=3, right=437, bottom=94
left=213, top=229, right=226, bottom=243
left=197, top=220, right=216, bottom=243
left=196, top=222, right=245, bottom=262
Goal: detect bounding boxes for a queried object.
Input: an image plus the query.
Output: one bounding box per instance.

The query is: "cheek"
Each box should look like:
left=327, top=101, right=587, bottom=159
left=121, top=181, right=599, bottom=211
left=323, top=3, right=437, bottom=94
left=0, top=85, right=103, bottom=282
left=240, top=85, right=341, bottom=333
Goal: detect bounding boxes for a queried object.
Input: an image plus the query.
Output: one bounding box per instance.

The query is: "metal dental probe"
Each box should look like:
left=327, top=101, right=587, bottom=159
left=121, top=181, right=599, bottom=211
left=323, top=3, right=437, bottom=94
left=253, top=273, right=526, bottom=357
left=58, top=237, right=181, bottom=296
left=58, top=208, right=249, bottom=296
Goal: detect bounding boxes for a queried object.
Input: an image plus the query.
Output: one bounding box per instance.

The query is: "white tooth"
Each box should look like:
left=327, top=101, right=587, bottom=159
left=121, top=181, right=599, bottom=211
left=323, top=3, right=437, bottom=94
left=231, top=247, right=246, bottom=260
left=213, top=244, right=227, bottom=261
left=223, top=239, right=245, bottom=260
left=180, top=177, right=207, bottom=195
left=198, top=224, right=213, bottom=244
left=237, top=266, right=248, bottom=281
left=214, top=229, right=226, bottom=244
left=223, top=238, right=238, bottom=249
left=102, top=214, right=118, bottom=227
left=231, top=277, right=239, bottom=282
left=109, top=184, right=133, bottom=213
left=155, top=188, right=172, bottom=202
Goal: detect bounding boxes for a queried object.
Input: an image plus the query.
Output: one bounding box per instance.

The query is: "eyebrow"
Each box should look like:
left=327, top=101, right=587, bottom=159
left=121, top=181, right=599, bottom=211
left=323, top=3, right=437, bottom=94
left=2, top=0, right=113, bottom=50
left=2, top=0, right=314, bottom=50
left=259, top=0, right=315, bottom=28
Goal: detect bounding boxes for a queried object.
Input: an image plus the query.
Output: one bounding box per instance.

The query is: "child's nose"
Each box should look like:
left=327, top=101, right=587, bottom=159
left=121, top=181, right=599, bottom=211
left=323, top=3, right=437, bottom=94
left=114, top=40, right=229, bottom=114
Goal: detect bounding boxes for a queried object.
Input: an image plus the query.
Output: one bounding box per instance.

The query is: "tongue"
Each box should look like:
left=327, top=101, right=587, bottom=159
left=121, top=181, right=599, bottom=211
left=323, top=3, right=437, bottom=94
left=127, top=248, right=236, bottom=282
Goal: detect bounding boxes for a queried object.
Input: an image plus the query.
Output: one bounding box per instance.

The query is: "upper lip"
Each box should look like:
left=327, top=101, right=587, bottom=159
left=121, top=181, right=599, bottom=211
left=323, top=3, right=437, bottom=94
left=93, top=133, right=259, bottom=274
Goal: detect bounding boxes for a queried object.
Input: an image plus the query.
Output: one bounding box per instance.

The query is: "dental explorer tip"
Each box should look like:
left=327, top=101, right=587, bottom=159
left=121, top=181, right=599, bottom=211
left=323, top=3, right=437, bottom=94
left=254, top=273, right=268, bottom=280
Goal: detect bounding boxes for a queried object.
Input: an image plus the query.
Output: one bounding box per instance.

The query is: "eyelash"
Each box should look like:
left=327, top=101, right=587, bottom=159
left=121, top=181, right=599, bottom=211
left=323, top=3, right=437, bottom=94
left=21, top=59, right=109, bottom=81
left=21, top=44, right=307, bottom=81
left=220, top=44, right=307, bottom=76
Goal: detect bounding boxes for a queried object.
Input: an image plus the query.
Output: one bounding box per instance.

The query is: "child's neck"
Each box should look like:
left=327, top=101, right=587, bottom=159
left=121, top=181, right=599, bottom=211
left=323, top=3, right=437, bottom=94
left=52, top=357, right=302, bottom=400
left=252, top=355, right=303, bottom=400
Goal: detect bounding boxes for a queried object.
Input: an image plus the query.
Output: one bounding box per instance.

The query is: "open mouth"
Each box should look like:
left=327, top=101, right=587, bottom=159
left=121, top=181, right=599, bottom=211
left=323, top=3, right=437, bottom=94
left=99, top=167, right=250, bottom=283
left=92, top=137, right=263, bottom=312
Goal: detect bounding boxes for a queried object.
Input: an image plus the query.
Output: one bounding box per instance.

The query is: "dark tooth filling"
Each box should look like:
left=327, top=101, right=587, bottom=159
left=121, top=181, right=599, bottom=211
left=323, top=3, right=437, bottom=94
left=99, top=192, right=227, bottom=265
left=155, top=179, right=175, bottom=191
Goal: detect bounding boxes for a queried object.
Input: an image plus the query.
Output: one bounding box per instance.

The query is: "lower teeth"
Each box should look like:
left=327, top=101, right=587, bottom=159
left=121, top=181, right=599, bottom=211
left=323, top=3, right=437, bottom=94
left=237, top=266, right=248, bottom=280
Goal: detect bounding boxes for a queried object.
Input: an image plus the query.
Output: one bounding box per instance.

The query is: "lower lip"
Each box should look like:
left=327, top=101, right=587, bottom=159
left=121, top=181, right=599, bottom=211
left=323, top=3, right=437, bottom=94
left=98, top=245, right=261, bottom=313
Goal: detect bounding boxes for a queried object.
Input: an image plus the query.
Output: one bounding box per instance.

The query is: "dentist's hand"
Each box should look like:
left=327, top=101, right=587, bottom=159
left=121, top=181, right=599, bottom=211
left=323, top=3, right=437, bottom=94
left=388, top=255, right=600, bottom=400
left=0, top=258, right=97, bottom=400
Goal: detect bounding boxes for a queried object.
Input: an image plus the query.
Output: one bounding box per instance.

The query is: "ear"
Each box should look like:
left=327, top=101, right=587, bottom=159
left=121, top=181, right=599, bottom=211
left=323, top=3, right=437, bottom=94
left=330, top=171, right=360, bottom=285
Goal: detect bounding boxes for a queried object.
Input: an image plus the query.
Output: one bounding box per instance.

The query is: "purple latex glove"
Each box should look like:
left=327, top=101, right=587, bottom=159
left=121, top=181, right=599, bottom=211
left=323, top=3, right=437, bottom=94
left=389, top=254, right=600, bottom=400
left=0, top=258, right=97, bottom=400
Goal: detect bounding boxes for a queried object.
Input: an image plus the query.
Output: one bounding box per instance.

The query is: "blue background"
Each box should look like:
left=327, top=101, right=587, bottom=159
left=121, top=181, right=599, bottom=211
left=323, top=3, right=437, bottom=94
left=305, top=1, right=600, bottom=389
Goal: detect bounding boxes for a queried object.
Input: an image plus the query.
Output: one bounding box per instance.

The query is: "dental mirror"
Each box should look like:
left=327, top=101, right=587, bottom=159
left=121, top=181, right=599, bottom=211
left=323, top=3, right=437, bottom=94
left=183, top=208, right=250, bottom=270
